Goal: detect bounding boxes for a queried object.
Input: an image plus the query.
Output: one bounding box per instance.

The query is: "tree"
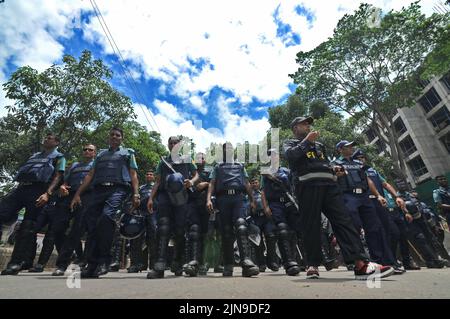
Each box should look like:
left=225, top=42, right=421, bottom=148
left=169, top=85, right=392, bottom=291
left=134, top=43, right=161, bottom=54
left=0, top=50, right=168, bottom=186
left=290, top=2, right=449, bottom=179
left=2, top=50, right=135, bottom=156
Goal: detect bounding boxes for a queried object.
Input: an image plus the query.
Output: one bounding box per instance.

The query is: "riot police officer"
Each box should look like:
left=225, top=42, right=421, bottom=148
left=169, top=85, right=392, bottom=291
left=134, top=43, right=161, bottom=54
left=70, top=127, right=140, bottom=278
left=128, top=170, right=157, bottom=273
left=351, top=149, right=405, bottom=274
left=184, top=153, right=212, bottom=277
left=333, top=140, right=396, bottom=268
left=28, top=144, right=96, bottom=273
left=433, top=175, right=450, bottom=226
left=1, top=133, right=66, bottom=275
left=52, top=145, right=97, bottom=276
left=396, top=179, right=446, bottom=268
left=146, top=136, right=199, bottom=279
left=249, top=177, right=279, bottom=272
left=283, top=117, right=393, bottom=280
left=206, top=142, right=259, bottom=277
left=260, top=150, right=300, bottom=276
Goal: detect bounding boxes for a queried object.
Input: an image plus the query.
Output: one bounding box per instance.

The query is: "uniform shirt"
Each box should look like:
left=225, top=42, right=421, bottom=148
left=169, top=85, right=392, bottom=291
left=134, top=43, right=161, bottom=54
left=209, top=163, right=249, bottom=180
left=63, top=160, right=93, bottom=183
left=41, top=149, right=66, bottom=172
left=92, top=146, right=138, bottom=170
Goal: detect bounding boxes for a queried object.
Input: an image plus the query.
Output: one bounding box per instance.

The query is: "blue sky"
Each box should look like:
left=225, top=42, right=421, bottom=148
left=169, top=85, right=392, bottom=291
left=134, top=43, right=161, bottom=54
left=0, top=0, right=435, bottom=152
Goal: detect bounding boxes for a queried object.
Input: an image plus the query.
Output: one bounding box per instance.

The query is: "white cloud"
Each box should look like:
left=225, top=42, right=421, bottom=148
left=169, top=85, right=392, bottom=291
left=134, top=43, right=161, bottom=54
left=134, top=100, right=271, bottom=154
left=82, top=0, right=436, bottom=110
left=0, top=0, right=91, bottom=117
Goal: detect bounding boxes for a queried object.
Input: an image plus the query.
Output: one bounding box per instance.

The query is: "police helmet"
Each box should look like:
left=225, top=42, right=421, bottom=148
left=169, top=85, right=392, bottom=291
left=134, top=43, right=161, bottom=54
left=166, top=172, right=185, bottom=193
left=404, top=201, right=418, bottom=214
left=119, top=213, right=145, bottom=239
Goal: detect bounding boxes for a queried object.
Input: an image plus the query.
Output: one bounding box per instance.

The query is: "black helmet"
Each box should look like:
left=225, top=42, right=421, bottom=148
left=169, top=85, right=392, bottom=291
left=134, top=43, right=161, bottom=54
left=119, top=213, right=145, bottom=239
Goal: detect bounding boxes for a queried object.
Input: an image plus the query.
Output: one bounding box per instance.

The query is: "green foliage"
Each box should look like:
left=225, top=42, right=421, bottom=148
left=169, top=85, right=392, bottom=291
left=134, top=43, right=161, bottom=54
left=0, top=50, right=167, bottom=186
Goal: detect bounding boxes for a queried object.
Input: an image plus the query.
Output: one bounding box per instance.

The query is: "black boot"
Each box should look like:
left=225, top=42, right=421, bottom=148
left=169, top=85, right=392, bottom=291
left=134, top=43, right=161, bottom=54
left=81, top=263, right=99, bottom=279
left=277, top=224, right=300, bottom=276
left=149, top=217, right=170, bottom=278
left=266, top=234, right=280, bottom=272
left=29, top=231, right=56, bottom=272
left=109, top=234, right=122, bottom=272
left=1, top=220, right=36, bottom=275
left=235, top=219, right=259, bottom=277
left=171, top=232, right=185, bottom=276
left=403, top=256, right=421, bottom=270
left=184, top=225, right=201, bottom=277
left=129, top=235, right=144, bottom=272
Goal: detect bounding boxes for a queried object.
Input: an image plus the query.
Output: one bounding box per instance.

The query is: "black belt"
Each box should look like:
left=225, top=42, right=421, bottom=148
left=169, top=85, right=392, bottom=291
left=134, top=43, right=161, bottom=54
left=345, top=188, right=365, bottom=194
left=217, top=189, right=243, bottom=196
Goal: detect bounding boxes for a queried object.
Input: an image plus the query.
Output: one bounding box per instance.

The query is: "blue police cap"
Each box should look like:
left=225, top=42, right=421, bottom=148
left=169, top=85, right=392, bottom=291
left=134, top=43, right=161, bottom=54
left=336, top=140, right=357, bottom=150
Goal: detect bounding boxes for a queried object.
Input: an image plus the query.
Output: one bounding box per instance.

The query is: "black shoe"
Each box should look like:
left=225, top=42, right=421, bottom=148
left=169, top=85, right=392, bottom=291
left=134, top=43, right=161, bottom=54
left=324, top=259, right=340, bottom=271
left=222, top=265, right=233, bottom=277
left=427, top=260, right=446, bottom=269
left=1, top=263, right=22, bottom=276
left=147, top=269, right=164, bottom=279
left=96, top=264, right=109, bottom=276
left=214, top=265, right=224, bottom=273
left=127, top=265, right=142, bottom=273
left=109, top=263, right=120, bottom=272
left=285, top=264, right=301, bottom=276
left=28, top=264, right=44, bottom=273
left=267, top=263, right=280, bottom=272
left=52, top=268, right=66, bottom=276
left=259, top=265, right=267, bottom=272
left=184, top=261, right=199, bottom=277
left=81, top=265, right=99, bottom=279
left=346, top=264, right=355, bottom=271
left=242, top=265, right=259, bottom=277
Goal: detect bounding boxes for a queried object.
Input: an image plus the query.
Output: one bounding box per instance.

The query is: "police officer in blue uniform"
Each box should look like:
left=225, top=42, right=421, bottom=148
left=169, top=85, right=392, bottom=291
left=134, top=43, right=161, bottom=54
left=70, top=127, right=140, bottom=278
left=433, top=175, right=450, bottom=226
left=333, top=140, right=396, bottom=267
left=184, top=153, right=212, bottom=277
left=397, top=180, right=446, bottom=268
left=1, top=133, right=66, bottom=275
left=28, top=144, right=96, bottom=273
left=283, top=117, right=393, bottom=280
left=206, top=142, right=259, bottom=277
left=351, top=149, right=405, bottom=274
left=51, top=144, right=97, bottom=276
left=128, top=170, right=157, bottom=273
left=249, top=177, right=279, bottom=272
left=260, top=150, right=300, bottom=276
left=146, top=136, right=199, bottom=279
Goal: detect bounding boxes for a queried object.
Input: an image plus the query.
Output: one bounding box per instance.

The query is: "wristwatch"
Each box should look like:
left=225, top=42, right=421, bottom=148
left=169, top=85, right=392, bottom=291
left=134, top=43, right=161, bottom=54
left=133, top=194, right=141, bottom=199
left=46, top=190, right=53, bottom=196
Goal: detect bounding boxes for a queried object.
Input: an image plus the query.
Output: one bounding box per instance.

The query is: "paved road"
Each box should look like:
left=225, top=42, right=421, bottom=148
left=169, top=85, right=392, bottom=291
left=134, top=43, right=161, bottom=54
left=1, top=266, right=450, bottom=299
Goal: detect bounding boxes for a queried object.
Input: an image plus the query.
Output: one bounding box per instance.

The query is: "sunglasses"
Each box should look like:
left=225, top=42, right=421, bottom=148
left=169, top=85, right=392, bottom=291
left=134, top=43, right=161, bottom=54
left=83, top=148, right=95, bottom=152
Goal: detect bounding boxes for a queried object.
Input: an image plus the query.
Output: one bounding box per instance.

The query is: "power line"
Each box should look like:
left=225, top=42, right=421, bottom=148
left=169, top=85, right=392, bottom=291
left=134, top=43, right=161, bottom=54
left=88, top=0, right=161, bottom=134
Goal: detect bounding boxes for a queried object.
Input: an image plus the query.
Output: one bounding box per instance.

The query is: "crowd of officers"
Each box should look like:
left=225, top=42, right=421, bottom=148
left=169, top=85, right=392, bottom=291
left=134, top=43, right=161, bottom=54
left=0, top=118, right=449, bottom=281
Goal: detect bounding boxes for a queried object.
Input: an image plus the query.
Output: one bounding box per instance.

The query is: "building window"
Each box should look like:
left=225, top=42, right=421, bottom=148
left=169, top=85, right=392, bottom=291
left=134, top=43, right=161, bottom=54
left=418, top=87, right=442, bottom=113
left=419, top=79, right=430, bottom=89
left=399, top=135, right=417, bottom=157
left=375, top=139, right=385, bottom=153
left=429, top=106, right=450, bottom=132
left=365, top=128, right=377, bottom=141
left=440, top=72, right=450, bottom=93
left=393, top=117, right=407, bottom=136
left=407, top=155, right=429, bottom=178
left=440, top=132, right=450, bottom=154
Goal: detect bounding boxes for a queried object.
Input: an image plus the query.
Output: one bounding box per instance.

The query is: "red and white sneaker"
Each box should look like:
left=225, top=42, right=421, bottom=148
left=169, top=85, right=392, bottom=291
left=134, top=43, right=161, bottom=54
left=354, top=262, right=394, bottom=280
left=306, top=266, right=320, bottom=279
